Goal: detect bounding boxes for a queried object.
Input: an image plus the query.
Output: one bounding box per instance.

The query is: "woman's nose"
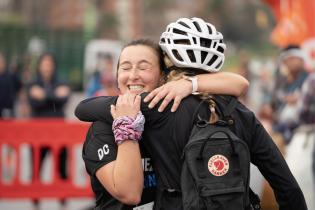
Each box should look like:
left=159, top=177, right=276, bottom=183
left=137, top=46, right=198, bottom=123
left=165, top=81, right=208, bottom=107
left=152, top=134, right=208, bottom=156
left=129, top=68, right=140, bottom=80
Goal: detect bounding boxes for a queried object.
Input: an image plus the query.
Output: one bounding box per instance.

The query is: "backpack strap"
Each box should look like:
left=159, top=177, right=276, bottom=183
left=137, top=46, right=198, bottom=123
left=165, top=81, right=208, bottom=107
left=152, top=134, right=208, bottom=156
left=249, top=188, right=261, bottom=210
left=190, top=96, right=238, bottom=129
left=223, top=96, right=238, bottom=118
left=214, top=95, right=238, bottom=118
left=190, top=99, right=208, bottom=129
left=211, top=96, right=238, bottom=126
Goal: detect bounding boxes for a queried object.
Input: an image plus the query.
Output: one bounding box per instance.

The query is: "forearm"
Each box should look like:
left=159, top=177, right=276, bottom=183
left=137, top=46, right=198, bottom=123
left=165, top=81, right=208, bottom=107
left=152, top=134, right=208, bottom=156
left=196, top=72, right=249, bottom=97
left=113, top=141, right=143, bottom=203
left=75, top=96, right=115, bottom=123
left=96, top=140, right=143, bottom=205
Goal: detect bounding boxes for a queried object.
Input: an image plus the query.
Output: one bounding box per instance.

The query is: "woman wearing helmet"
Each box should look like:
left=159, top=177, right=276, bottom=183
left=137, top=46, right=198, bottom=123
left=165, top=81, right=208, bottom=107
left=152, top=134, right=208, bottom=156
left=143, top=17, right=227, bottom=111
left=159, top=17, right=225, bottom=72
left=75, top=18, right=306, bottom=210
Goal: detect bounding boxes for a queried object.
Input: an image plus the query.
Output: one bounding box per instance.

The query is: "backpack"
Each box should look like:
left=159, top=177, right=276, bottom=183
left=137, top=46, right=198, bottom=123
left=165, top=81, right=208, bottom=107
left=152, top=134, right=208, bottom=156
left=181, top=96, right=261, bottom=210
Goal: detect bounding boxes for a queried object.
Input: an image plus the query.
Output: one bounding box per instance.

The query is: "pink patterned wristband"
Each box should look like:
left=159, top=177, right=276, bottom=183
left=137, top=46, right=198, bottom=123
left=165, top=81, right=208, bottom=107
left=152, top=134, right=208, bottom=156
left=112, top=112, right=145, bottom=145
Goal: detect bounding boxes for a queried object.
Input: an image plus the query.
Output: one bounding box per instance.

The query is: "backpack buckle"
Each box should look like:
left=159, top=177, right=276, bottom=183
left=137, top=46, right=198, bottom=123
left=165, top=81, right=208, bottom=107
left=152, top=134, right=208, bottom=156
left=196, top=119, right=208, bottom=128
left=215, top=119, right=228, bottom=126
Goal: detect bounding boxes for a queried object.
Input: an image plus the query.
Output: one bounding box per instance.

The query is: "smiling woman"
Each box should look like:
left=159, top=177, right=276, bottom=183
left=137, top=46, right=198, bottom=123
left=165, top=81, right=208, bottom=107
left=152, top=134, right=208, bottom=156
left=117, top=43, right=163, bottom=94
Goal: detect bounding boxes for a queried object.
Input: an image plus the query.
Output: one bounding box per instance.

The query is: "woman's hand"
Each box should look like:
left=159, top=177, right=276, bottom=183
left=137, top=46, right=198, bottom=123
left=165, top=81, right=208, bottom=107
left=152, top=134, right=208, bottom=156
left=30, top=85, right=46, bottom=100
left=55, top=85, right=71, bottom=98
left=111, top=93, right=141, bottom=119
left=143, top=79, right=192, bottom=112
left=143, top=71, right=249, bottom=113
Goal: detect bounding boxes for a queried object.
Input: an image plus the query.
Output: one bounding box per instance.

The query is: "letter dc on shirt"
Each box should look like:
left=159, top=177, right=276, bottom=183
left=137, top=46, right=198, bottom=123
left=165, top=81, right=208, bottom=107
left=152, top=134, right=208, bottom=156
left=98, top=144, right=110, bottom=160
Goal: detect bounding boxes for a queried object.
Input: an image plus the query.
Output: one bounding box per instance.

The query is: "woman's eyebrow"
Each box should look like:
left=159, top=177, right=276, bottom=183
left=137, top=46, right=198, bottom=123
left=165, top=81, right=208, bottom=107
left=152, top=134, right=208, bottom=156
left=119, top=60, right=153, bottom=66
left=138, top=60, right=152, bottom=65
left=119, top=61, right=132, bottom=65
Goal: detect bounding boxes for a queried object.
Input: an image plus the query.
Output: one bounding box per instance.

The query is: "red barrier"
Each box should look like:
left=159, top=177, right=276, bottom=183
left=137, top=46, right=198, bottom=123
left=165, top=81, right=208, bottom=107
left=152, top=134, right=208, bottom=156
left=0, top=119, right=93, bottom=199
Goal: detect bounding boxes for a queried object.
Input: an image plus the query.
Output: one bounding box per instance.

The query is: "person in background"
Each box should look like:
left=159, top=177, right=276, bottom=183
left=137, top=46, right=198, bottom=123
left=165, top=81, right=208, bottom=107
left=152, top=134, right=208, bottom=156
left=27, top=52, right=71, bottom=210
left=271, top=45, right=308, bottom=144
left=86, top=53, right=118, bottom=97
left=28, top=53, right=71, bottom=117
left=298, top=72, right=315, bottom=125
left=0, top=52, right=21, bottom=118
left=298, top=71, right=315, bottom=202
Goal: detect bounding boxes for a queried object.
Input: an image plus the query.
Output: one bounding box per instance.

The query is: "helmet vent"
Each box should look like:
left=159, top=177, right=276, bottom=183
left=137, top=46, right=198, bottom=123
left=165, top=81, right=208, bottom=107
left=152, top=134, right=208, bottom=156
left=200, top=38, right=211, bottom=48
left=173, top=28, right=187, bottom=35
left=192, top=37, right=197, bottom=44
left=187, top=50, right=196, bottom=63
left=217, top=46, right=224, bottom=53
left=172, top=49, right=183, bottom=61
left=201, top=51, right=208, bottom=63
left=178, top=21, right=190, bottom=29
left=192, top=21, right=202, bottom=32
left=174, top=39, right=190, bottom=45
left=207, top=54, right=218, bottom=66
left=207, top=25, right=213, bottom=34
left=215, top=60, right=223, bottom=69
left=160, top=38, right=166, bottom=43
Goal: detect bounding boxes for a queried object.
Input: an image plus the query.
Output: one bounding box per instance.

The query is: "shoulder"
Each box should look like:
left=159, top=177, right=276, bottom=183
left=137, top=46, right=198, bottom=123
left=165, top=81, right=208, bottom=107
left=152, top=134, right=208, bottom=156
left=83, top=121, right=117, bottom=174
left=234, top=100, right=257, bottom=128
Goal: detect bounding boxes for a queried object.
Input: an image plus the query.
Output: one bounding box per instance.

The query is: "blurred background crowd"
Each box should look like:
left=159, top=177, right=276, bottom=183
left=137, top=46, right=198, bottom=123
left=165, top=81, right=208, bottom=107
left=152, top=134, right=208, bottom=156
left=0, top=0, right=315, bottom=210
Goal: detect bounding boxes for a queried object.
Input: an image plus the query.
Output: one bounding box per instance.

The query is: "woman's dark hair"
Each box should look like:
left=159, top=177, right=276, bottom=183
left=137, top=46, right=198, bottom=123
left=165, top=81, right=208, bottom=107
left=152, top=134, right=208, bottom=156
left=116, top=39, right=168, bottom=73
left=36, top=52, right=58, bottom=83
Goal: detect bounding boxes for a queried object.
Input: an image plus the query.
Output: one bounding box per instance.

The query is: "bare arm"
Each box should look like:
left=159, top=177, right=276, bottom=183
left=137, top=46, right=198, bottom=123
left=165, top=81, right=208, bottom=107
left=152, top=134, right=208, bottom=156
left=96, top=141, right=143, bottom=204
left=144, top=71, right=249, bottom=112
left=95, top=94, right=143, bottom=205
left=196, top=72, right=249, bottom=96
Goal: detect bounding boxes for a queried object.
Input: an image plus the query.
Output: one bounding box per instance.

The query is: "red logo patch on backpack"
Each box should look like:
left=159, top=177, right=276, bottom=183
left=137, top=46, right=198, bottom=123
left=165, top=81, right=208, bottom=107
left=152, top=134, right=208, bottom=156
left=208, top=154, right=229, bottom=176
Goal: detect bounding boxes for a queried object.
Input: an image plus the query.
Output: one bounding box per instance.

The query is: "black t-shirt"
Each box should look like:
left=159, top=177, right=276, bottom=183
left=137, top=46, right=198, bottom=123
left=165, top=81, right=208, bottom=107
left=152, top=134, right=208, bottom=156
left=83, top=120, right=156, bottom=210
left=76, top=94, right=307, bottom=210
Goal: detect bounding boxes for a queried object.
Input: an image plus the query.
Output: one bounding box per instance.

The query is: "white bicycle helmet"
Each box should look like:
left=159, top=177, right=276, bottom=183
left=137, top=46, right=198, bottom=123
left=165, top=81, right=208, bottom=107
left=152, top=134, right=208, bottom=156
left=159, top=17, right=226, bottom=72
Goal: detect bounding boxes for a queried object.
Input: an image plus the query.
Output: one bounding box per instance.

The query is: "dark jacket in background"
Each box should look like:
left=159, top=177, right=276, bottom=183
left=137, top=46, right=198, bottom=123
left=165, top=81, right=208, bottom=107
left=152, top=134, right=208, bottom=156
left=0, top=70, right=21, bottom=117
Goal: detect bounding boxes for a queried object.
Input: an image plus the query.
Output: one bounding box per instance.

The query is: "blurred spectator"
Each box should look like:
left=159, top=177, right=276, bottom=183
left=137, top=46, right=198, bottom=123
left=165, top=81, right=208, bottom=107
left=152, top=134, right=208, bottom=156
left=271, top=45, right=308, bottom=143
left=298, top=72, right=315, bottom=125
left=27, top=52, right=71, bottom=210
left=298, top=72, right=315, bottom=193
left=86, top=53, right=118, bottom=97
left=245, top=59, right=275, bottom=113
left=0, top=52, right=22, bottom=118
left=28, top=53, right=71, bottom=117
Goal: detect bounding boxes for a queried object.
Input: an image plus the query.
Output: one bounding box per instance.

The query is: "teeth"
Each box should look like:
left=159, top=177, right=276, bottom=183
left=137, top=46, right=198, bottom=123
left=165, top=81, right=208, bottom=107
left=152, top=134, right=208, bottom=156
left=129, top=85, right=144, bottom=90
